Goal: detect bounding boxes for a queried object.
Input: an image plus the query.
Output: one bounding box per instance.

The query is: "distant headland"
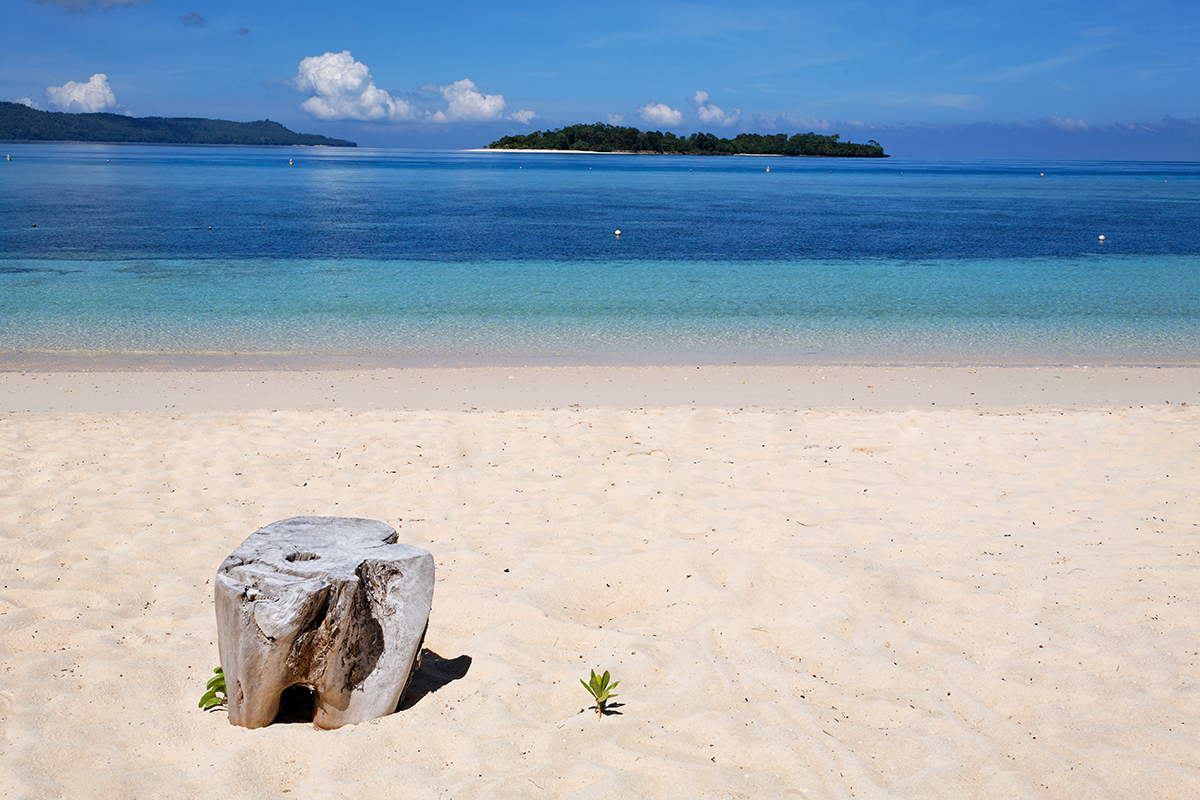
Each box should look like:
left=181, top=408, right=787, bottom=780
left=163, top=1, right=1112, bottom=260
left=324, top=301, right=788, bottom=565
left=0, top=101, right=356, bottom=147
left=487, top=123, right=886, bottom=157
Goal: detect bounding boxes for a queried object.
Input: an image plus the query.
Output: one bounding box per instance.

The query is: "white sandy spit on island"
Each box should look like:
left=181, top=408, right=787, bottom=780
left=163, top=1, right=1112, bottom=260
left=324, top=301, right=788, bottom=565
left=1, top=366, right=1198, bottom=799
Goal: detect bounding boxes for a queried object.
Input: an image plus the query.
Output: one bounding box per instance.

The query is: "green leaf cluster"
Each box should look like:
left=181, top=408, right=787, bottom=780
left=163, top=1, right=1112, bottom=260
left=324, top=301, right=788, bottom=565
left=199, top=666, right=228, bottom=712
left=488, top=123, right=886, bottom=158
left=581, top=669, right=619, bottom=719
left=0, top=102, right=356, bottom=147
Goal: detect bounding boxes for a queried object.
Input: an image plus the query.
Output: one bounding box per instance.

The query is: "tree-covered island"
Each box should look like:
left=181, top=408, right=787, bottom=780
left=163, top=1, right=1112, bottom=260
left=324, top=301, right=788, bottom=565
left=0, top=101, right=356, bottom=147
left=488, top=123, right=886, bottom=157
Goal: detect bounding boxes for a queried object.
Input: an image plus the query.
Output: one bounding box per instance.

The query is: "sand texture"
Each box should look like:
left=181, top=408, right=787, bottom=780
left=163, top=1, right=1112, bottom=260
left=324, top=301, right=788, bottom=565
left=2, top=369, right=1199, bottom=798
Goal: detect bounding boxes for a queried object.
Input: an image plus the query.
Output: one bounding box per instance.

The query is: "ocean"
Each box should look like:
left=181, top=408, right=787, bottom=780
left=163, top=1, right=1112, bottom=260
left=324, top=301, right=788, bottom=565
left=2, top=143, right=1198, bottom=365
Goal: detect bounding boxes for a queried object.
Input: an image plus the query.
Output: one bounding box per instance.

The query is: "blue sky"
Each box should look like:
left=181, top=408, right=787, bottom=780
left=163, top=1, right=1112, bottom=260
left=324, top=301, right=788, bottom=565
left=4, top=0, right=1199, bottom=157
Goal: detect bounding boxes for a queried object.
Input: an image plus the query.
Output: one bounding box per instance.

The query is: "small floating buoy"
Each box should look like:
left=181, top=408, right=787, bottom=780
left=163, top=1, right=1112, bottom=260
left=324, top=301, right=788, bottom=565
left=208, top=226, right=213, bottom=230
left=766, top=167, right=770, bottom=173
left=289, top=159, right=294, bottom=166
left=1040, top=172, right=1044, bottom=177
left=614, top=230, right=621, bottom=237
left=1098, top=234, right=1106, bottom=242
left=5, top=155, right=10, bottom=161
left=31, top=223, right=36, bottom=227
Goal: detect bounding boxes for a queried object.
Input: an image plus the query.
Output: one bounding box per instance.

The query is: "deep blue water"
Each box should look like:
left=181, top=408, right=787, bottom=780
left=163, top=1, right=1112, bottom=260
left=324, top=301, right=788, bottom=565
left=2, top=143, right=1198, bottom=363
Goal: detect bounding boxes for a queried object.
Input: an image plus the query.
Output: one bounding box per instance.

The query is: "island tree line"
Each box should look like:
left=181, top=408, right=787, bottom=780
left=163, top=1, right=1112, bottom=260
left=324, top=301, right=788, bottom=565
left=488, top=123, right=886, bottom=157
left=0, top=102, right=355, bottom=147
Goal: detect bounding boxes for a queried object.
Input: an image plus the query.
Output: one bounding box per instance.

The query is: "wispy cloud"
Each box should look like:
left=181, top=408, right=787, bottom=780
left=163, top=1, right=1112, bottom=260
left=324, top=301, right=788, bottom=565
left=754, top=113, right=837, bottom=132
left=977, top=40, right=1114, bottom=83
left=581, top=3, right=768, bottom=49
left=865, top=116, right=1200, bottom=159
left=30, top=0, right=148, bottom=11
left=979, top=53, right=1082, bottom=83
left=1044, top=116, right=1089, bottom=131
left=45, top=73, right=123, bottom=113
left=179, top=11, right=205, bottom=28
left=872, top=92, right=981, bottom=109
left=234, top=26, right=249, bottom=37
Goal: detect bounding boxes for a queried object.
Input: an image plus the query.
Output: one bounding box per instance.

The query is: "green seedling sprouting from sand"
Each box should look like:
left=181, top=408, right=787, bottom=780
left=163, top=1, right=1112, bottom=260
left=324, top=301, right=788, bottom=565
left=199, top=666, right=227, bottom=712
left=581, top=669, right=618, bottom=720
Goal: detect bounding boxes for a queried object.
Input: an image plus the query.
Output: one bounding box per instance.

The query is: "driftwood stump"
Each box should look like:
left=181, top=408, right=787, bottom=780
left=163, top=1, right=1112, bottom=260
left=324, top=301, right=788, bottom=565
left=214, top=517, right=434, bottom=729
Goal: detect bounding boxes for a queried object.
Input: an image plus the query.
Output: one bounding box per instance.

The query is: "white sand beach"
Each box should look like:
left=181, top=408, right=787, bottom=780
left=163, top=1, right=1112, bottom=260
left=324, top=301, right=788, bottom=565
left=2, top=365, right=1199, bottom=798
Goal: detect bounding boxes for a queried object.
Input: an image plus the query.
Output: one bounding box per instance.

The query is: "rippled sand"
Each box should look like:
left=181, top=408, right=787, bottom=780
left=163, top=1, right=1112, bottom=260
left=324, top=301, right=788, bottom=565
left=2, top=366, right=1198, bottom=798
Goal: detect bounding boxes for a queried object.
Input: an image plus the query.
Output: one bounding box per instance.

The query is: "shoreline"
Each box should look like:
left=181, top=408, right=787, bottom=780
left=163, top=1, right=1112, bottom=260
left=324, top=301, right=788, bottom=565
left=6, top=350, right=1200, bottom=372
left=464, top=148, right=856, bottom=157
left=3, top=364, right=1197, bottom=412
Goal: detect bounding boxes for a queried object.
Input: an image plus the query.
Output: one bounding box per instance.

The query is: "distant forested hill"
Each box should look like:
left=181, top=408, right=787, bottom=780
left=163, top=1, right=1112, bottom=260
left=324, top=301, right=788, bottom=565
left=488, top=123, right=886, bottom=157
left=0, top=102, right=356, bottom=147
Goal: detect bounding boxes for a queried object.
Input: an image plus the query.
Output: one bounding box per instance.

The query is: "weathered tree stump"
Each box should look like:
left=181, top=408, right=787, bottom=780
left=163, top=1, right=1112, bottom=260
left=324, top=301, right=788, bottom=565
left=214, top=517, right=434, bottom=729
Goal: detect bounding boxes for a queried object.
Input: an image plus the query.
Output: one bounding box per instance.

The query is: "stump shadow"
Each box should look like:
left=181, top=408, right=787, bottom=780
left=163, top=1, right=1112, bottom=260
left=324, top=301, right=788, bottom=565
left=397, top=649, right=472, bottom=711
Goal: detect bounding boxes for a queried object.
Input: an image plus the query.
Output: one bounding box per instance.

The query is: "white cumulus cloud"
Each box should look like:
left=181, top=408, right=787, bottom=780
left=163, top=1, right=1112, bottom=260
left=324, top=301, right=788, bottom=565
left=292, top=51, right=414, bottom=121
left=290, top=55, right=532, bottom=126
left=11, top=97, right=41, bottom=110
left=638, top=102, right=683, bottom=128
left=426, top=78, right=532, bottom=124
left=32, top=0, right=148, bottom=11
left=429, top=79, right=506, bottom=122
left=692, top=90, right=740, bottom=127
left=45, top=73, right=123, bottom=113
left=606, top=113, right=626, bottom=125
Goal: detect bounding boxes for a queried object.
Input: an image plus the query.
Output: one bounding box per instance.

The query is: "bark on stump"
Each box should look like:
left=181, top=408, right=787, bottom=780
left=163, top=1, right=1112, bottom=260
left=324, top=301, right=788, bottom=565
left=214, top=516, right=434, bottom=729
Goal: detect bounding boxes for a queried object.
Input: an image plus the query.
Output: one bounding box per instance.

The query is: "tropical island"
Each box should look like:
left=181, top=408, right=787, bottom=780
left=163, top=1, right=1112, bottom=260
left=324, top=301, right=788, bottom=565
left=488, top=122, right=886, bottom=157
left=0, top=101, right=356, bottom=147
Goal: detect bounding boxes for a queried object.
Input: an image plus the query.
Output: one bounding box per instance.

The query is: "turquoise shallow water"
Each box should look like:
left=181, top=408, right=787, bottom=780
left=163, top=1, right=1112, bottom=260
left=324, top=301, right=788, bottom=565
left=2, top=144, right=1198, bottom=364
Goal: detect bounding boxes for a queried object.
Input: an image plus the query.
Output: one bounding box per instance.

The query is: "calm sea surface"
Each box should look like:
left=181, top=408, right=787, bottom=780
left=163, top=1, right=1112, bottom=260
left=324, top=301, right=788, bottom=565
left=2, top=143, right=1198, bottom=364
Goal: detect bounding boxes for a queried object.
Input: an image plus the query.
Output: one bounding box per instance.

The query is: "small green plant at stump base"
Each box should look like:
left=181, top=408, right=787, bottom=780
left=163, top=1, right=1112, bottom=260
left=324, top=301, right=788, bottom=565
left=199, top=666, right=227, bottom=712
left=581, top=669, right=618, bottom=720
